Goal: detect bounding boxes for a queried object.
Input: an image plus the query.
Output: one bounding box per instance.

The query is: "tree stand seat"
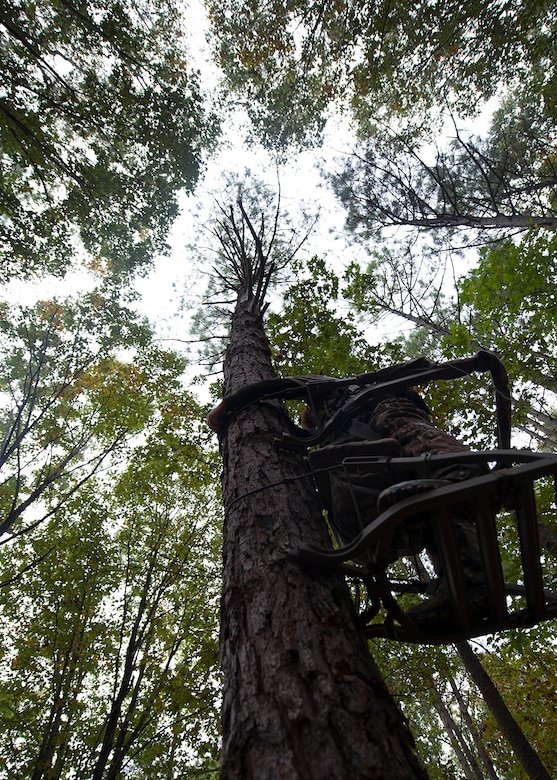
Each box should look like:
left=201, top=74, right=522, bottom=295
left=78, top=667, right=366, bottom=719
left=296, top=450, right=557, bottom=644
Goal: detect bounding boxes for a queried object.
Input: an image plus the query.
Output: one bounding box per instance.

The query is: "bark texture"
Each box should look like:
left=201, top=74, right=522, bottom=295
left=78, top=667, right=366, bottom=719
left=218, top=300, right=428, bottom=779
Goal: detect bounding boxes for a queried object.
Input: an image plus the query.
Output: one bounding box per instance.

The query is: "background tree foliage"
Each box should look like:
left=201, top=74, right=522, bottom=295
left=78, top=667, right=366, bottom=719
left=207, top=0, right=556, bottom=147
left=341, top=228, right=557, bottom=450
left=1, top=0, right=556, bottom=775
left=0, top=0, right=216, bottom=281
left=0, top=1, right=225, bottom=773
left=266, top=255, right=404, bottom=377
left=0, top=292, right=164, bottom=540
left=0, top=296, right=222, bottom=778
left=330, top=93, right=557, bottom=238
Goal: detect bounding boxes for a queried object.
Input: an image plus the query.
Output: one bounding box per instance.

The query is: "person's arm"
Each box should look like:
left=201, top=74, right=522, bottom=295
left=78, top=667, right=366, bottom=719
left=207, top=400, right=228, bottom=433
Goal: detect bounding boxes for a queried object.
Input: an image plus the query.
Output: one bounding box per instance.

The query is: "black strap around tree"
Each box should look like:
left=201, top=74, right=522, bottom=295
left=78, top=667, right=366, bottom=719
left=215, top=351, right=512, bottom=450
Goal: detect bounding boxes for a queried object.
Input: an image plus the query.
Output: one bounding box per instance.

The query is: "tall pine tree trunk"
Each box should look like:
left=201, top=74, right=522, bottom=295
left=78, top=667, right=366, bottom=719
left=218, top=299, right=428, bottom=779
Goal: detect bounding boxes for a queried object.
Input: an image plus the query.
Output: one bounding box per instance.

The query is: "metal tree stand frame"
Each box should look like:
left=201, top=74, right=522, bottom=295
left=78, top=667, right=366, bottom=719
left=213, top=351, right=557, bottom=644
left=297, top=449, right=557, bottom=643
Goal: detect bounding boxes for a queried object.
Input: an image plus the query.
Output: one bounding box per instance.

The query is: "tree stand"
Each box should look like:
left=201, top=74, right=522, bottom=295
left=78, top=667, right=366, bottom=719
left=210, top=351, right=557, bottom=644
left=297, top=448, right=557, bottom=643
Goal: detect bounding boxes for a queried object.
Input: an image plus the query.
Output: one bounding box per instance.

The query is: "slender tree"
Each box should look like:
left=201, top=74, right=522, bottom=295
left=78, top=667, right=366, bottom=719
left=456, top=642, right=552, bottom=780
left=430, top=683, right=482, bottom=780
left=448, top=674, right=499, bottom=780
left=207, top=192, right=428, bottom=778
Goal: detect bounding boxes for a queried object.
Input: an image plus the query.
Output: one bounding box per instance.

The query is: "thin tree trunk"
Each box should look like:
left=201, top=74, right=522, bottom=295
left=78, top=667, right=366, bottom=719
left=537, top=520, right=557, bottom=559
left=448, top=674, right=499, bottom=780
left=456, top=641, right=551, bottom=780
left=30, top=620, right=88, bottom=780
left=431, top=686, right=482, bottom=780
left=218, top=299, right=428, bottom=779
left=91, top=551, right=158, bottom=780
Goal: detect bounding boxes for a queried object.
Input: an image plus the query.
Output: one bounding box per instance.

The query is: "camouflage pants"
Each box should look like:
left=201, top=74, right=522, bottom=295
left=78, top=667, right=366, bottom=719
left=311, top=392, right=485, bottom=581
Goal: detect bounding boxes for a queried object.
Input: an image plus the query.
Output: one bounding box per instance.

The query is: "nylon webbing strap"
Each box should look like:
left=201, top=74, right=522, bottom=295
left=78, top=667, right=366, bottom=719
left=347, top=419, right=382, bottom=441
left=213, top=351, right=512, bottom=448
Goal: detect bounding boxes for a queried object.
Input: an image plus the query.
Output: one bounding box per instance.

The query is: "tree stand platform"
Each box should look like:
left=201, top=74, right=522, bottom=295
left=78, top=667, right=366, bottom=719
left=297, top=450, right=557, bottom=644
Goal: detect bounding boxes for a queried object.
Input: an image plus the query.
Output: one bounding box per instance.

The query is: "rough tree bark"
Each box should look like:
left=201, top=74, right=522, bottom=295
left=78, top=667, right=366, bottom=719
left=217, top=297, right=428, bottom=779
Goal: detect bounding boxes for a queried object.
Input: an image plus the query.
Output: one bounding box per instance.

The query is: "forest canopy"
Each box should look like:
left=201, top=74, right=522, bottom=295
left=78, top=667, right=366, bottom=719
left=0, top=0, right=216, bottom=281
left=0, top=0, right=556, bottom=777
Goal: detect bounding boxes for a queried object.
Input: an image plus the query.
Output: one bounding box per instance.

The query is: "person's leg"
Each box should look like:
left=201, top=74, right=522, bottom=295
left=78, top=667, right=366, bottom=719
left=369, top=392, right=487, bottom=626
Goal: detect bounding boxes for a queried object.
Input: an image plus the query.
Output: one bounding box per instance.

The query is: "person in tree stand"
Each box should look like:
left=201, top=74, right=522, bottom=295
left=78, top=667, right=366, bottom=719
left=208, top=379, right=490, bottom=629
left=302, top=385, right=489, bottom=628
